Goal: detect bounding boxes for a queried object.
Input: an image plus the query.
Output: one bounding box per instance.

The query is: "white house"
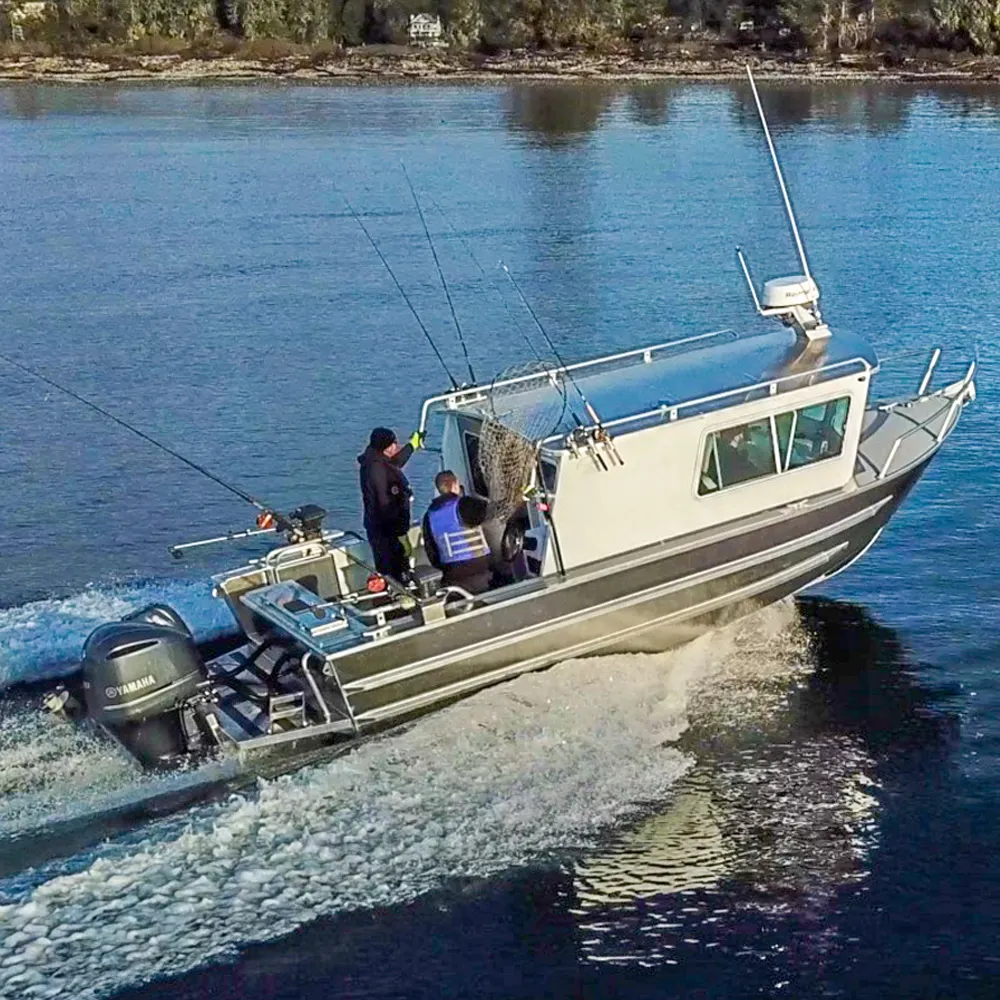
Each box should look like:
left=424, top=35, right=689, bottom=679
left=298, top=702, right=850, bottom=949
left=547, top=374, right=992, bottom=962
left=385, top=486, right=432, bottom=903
left=408, top=13, right=443, bottom=44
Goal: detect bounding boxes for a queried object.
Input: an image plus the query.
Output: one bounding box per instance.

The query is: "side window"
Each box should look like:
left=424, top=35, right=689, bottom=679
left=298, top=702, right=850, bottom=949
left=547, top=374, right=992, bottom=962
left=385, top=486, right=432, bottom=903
left=786, top=397, right=850, bottom=470
left=699, top=396, right=852, bottom=496
left=463, top=432, right=490, bottom=497
left=698, top=418, right=777, bottom=495
left=540, top=460, right=558, bottom=493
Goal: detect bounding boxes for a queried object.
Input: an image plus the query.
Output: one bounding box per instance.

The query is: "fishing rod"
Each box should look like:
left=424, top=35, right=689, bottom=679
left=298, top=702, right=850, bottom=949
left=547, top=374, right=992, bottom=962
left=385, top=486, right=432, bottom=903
left=0, top=350, right=285, bottom=520
left=417, top=195, right=572, bottom=461
left=333, top=185, right=460, bottom=391
left=425, top=192, right=549, bottom=369
left=401, top=165, right=477, bottom=385
left=500, top=263, right=624, bottom=466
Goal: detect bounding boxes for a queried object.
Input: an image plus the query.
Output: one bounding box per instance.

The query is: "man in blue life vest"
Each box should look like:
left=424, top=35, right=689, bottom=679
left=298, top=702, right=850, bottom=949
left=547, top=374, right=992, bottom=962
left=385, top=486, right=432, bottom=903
left=358, top=426, right=422, bottom=582
left=422, top=470, right=492, bottom=595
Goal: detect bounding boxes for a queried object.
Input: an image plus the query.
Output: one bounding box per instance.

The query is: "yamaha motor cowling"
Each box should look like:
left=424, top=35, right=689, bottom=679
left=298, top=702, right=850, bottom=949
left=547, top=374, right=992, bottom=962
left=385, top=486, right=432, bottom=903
left=81, top=604, right=208, bottom=769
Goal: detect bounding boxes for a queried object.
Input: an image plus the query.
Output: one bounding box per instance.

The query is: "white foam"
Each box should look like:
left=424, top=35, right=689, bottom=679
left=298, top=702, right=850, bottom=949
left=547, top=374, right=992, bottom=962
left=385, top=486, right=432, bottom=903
left=0, top=705, right=141, bottom=833
left=0, top=578, right=234, bottom=690
left=0, top=700, right=239, bottom=842
left=0, top=603, right=805, bottom=1000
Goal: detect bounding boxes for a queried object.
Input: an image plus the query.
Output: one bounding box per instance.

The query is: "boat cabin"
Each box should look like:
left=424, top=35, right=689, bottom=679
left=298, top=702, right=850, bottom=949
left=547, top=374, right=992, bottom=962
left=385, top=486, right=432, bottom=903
left=422, top=325, right=877, bottom=579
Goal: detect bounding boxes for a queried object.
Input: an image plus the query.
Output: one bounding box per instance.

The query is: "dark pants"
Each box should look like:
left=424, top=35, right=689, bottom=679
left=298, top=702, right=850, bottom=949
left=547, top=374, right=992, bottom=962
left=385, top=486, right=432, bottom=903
left=442, top=558, right=491, bottom=595
left=367, top=530, right=408, bottom=582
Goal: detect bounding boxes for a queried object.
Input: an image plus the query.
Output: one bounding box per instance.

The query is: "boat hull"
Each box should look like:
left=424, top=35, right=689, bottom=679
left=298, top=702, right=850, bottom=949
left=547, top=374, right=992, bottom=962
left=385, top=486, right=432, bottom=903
left=332, top=456, right=929, bottom=727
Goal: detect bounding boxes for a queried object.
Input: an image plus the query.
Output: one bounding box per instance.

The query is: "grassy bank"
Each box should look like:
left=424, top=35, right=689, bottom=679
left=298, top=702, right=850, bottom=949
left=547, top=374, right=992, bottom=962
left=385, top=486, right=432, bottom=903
left=2, top=43, right=1000, bottom=83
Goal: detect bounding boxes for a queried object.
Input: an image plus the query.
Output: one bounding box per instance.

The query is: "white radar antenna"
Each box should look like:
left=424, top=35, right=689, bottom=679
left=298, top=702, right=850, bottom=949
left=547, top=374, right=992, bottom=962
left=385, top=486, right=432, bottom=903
left=736, top=65, right=831, bottom=343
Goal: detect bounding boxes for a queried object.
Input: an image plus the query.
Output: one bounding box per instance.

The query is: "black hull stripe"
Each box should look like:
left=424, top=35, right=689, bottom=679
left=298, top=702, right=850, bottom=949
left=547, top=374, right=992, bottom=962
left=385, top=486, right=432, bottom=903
left=348, top=495, right=890, bottom=697
left=351, top=547, right=843, bottom=723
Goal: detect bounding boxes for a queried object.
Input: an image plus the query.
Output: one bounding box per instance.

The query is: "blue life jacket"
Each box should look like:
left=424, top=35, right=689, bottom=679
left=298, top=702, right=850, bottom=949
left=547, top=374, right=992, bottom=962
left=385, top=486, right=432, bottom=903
left=427, top=496, right=489, bottom=565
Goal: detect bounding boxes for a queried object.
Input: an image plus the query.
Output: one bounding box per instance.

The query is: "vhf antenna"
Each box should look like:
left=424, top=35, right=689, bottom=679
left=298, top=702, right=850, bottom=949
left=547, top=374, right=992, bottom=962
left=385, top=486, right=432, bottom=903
left=736, top=64, right=830, bottom=343
left=746, top=64, right=810, bottom=281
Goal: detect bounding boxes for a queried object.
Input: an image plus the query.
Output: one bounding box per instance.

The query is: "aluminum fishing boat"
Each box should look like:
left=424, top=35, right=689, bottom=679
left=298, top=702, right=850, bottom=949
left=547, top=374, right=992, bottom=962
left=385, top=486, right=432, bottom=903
left=46, top=309, right=975, bottom=769
left=43, top=70, right=976, bottom=771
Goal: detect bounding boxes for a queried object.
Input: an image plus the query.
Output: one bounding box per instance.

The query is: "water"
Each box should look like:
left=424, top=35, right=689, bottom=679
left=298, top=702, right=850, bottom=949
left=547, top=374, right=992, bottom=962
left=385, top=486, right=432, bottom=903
left=0, top=81, right=998, bottom=998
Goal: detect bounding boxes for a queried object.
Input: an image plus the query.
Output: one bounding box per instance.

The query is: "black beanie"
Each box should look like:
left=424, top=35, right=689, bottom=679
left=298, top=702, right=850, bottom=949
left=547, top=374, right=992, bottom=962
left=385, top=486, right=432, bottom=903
left=370, top=427, right=397, bottom=451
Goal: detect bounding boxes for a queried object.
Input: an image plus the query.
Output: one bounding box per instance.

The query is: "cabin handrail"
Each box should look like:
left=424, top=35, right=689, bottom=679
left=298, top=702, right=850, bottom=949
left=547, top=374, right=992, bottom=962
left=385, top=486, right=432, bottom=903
left=537, top=354, right=874, bottom=445
left=417, top=328, right=740, bottom=433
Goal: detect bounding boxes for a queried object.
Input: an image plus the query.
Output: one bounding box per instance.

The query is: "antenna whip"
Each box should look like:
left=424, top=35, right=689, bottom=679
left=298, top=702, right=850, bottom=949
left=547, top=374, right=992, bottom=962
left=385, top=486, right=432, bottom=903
left=401, top=165, right=477, bottom=385
left=745, top=65, right=812, bottom=281
left=0, top=351, right=270, bottom=512
left=334, top=186, right=459, bottom=390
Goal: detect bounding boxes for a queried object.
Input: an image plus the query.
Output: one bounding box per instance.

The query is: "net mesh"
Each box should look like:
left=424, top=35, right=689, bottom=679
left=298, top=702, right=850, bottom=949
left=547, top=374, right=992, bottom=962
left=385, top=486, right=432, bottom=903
left=477, top=362, right=568, bottom=522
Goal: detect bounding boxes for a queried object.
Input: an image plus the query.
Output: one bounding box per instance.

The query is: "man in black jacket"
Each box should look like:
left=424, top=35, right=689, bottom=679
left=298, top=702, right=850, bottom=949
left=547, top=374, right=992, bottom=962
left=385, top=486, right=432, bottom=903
left=358, top=426, right=419, bottom=582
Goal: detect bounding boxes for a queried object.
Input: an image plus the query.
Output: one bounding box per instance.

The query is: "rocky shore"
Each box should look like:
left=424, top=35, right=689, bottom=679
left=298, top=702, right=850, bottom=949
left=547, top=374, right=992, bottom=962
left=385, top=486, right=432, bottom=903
left=2, top=48, right=1000, bottom=85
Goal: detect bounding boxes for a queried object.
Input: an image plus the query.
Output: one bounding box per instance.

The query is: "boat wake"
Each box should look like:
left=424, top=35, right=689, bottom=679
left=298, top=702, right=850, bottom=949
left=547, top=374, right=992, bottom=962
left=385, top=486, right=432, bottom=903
left=0, top=696, right=240, bottom=861
left=0, top=601, right=807, bottom=1000
left=0, top=578, right=236, bottom=691
left=0, top=701, right=141, bottom=830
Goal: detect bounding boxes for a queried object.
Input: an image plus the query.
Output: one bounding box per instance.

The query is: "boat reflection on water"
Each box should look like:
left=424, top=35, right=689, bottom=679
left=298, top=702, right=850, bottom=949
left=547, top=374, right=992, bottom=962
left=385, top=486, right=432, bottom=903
left=561, top=596, right=959, bottom=970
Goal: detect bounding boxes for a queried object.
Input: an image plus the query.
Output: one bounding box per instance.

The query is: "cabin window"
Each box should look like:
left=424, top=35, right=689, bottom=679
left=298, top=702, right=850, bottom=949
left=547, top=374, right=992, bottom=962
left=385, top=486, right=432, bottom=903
left=698, top=396, right=851, bottom=496
left=540, top=459, right=558, bottom=493
left=698, top=418, right=777, bottom=495
left=463, top=431, right=490, bottom=497
left=784, top=397, right=850, bottom=470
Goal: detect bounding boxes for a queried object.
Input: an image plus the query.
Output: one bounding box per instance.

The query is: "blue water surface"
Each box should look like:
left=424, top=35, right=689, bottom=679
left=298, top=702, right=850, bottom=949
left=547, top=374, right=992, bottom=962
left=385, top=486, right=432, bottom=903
left=0, top=80, right=998, bottom=999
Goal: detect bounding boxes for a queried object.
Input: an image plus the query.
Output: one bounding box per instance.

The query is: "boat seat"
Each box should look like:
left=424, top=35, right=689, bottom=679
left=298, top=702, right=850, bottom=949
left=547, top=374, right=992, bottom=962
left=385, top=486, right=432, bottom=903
left=214, top=636, right=298, bottom=690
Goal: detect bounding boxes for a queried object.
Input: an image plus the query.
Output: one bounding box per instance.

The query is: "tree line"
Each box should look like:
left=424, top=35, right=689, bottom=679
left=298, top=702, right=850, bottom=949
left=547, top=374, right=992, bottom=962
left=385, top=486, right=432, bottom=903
left=3, top=0, right=999, bottom=56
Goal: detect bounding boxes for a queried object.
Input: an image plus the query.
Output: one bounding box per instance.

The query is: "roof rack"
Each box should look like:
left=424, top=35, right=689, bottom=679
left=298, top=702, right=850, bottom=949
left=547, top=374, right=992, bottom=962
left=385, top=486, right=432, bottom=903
left=540, top=355, right=874, bottom=445
left=418, top=328, right=740, bottom=433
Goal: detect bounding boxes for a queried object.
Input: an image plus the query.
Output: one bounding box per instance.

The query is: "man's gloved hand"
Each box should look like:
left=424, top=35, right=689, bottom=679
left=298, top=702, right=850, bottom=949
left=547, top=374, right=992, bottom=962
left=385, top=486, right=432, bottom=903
left=409, top=429, right=425, bottom=450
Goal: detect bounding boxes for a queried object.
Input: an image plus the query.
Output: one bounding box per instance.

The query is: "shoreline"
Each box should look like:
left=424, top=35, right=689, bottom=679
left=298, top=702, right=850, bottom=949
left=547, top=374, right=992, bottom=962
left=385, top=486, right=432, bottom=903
left=3, top=50, right=1000, bottom=85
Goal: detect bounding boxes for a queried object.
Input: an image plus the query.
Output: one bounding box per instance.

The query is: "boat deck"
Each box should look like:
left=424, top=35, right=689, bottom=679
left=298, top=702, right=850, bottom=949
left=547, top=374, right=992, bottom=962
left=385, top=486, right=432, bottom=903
left=206, top=640, right=354, bottom=750
left=856, top=379, right=971, bottom=485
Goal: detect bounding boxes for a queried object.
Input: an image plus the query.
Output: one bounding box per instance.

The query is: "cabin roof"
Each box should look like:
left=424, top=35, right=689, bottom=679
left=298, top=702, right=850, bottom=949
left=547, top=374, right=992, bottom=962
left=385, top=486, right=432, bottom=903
left=424, top=326, right=878, bottom=444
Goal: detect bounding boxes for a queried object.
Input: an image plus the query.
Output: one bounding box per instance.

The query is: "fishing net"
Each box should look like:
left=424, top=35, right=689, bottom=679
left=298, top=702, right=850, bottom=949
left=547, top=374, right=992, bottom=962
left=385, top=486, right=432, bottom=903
left=477, top=361, right=569, bottom=522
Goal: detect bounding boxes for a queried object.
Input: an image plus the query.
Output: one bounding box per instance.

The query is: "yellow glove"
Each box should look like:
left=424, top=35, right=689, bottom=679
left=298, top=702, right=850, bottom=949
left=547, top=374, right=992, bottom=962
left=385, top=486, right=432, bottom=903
left=409, top=429, right=425, bottom=450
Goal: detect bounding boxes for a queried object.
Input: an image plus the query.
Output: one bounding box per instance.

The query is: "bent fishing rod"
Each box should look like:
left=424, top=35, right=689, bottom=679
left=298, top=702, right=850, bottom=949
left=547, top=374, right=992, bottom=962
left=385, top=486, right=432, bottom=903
left=425, top=192, right=553, bottom=371
left=0, top=350, right=294, bottom=541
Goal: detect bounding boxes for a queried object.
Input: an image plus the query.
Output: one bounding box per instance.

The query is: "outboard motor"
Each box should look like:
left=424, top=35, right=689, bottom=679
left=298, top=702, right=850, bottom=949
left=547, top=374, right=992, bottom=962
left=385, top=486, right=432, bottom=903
left=81, top=605, right=207, bottom=769
left=286, top=503, right=327, bottom=543
left=122, top=602, right=193, bottom=635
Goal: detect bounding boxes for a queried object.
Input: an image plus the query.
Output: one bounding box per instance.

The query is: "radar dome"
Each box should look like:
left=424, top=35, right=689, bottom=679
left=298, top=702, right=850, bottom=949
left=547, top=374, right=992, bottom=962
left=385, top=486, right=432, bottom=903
left=762, top=275, right=820, bottom=311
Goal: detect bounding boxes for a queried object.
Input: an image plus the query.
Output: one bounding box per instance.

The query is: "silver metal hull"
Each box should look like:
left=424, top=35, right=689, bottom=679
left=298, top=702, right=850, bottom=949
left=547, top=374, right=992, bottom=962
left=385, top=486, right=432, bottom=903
left=203, top=455, right=927, bottom=759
